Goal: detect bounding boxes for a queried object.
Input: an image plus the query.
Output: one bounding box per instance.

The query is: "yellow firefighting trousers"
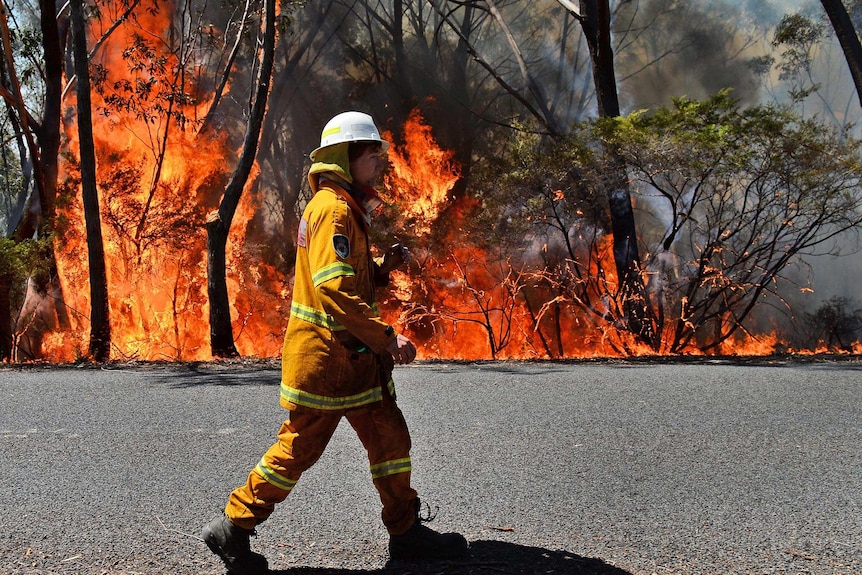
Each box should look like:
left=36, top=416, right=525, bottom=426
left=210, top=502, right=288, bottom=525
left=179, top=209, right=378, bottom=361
left=224, top=386, right=418, bottom=535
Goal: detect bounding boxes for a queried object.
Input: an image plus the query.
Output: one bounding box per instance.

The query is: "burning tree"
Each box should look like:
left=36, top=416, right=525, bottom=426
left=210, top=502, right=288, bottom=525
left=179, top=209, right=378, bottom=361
left=0, top=0, right=289, bottom=362
left=206, top=0, right=276, bottom=358
left=605, top=91, right=862, bottom=353
left=467, top=91, right=862, bottom=356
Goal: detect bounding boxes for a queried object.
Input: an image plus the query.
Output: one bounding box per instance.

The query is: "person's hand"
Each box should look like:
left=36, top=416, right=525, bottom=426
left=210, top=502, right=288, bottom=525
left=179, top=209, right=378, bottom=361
left=385, top=334, right=417, bottom=365
left=379, top=243, right=411, bottom=274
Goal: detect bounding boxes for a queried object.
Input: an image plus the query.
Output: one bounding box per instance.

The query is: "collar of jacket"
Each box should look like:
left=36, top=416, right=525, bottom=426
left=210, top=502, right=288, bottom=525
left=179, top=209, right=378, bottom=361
left=318, top=177, right=373, bottom=231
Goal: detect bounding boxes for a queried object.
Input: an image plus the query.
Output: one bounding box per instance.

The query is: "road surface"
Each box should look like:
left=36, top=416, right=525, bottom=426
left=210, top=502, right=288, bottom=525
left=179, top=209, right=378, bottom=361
left=0, top=358, right=860, bottom=574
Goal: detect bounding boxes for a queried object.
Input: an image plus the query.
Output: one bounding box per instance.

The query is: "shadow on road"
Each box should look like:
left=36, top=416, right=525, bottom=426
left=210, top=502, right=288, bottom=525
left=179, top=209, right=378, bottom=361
left=269, top=540, right=632, bottom=575
left=157, top=363, right=281, bottom=388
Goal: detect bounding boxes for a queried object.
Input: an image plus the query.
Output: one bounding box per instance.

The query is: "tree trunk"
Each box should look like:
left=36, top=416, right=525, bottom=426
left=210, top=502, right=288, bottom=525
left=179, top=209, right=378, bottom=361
left=447, top=2, right=477, bottom=200
left=2, top=0, right=71, bottom=360
left=206, top=0, right=276, bottom=357
left=578, top=0, right=657, bottom=348
left=70, top=0, right=110, bottom=361
left=820, top=0, right=862, bottom=108
left=37, top=0, right=64, bottom=223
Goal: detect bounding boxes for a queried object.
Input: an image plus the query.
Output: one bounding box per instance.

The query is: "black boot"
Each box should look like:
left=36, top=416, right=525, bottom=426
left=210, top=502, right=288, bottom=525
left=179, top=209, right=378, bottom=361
left=202, top=515, right=269, bottom=575
left=388, top=499, right=468, bottom=562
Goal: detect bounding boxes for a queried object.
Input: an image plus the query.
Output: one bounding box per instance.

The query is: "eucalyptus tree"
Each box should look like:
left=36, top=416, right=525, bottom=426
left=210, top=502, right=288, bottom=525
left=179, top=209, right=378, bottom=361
left=206, top=0, right=277, bottom=358
left=820, top=0, right=862, bottom=108
left=0, top=0, right=69, bottom=360
left=606, top=92, right=862, bottom=353
left=70, top=0, right=110, bottom=360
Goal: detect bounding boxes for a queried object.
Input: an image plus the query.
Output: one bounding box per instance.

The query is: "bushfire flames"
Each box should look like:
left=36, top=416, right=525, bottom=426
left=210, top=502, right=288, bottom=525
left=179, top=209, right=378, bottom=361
left=16, top=1, right=854, bottom=363
left=42, top=0, right=285, bottom=362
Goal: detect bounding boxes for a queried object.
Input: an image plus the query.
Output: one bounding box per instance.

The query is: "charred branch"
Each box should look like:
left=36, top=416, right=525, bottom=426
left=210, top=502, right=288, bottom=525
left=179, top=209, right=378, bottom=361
left=71, top=0, right=111, bottom=361
left=207, top=0, right=275, bottom=358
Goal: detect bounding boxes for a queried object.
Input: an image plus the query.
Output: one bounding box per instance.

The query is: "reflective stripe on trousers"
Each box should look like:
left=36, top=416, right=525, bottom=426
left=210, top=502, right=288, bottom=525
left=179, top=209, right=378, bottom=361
left=225, top=387, right=417, bottom=535
left=280, top=377, right=396, bottom=411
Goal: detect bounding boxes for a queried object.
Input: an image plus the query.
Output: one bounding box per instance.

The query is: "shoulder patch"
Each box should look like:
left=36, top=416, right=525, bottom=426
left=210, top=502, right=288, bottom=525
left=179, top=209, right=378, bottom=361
left=333, top=234, right=351, bottom=259
left=297, top=219, right=308, bottom=248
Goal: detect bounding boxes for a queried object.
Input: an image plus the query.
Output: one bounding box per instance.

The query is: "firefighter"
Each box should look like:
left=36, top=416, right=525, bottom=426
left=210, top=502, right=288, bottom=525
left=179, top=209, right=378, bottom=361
left=202, top=111, right=468, bottom=574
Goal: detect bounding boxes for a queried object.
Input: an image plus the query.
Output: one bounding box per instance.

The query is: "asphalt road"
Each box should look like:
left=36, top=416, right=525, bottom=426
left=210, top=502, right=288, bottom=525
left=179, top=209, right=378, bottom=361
left=0, top=359, right=860, bottom=575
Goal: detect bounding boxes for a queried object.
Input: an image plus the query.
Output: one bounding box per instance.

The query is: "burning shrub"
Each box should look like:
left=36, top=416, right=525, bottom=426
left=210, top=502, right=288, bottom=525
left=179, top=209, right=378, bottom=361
left=605, top=91, right=862, bottom=354
left=793, top=297, right=862, bottom=353
left=462, top=122, right=634, bottom=358
left=465, top=91, right=862, bottom=357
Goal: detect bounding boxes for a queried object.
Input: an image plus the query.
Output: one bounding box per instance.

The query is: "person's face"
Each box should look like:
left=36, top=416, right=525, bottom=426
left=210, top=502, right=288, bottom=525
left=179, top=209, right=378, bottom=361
left=350, top=145, right=387, bottom=187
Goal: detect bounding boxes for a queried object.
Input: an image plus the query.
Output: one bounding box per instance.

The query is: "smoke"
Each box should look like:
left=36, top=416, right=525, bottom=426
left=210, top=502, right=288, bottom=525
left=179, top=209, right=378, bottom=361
left=614, top=1, right=769, bottom=111
left=610, top=0, right=862, bottom=321
left=765, top=0, right=862, bottom=311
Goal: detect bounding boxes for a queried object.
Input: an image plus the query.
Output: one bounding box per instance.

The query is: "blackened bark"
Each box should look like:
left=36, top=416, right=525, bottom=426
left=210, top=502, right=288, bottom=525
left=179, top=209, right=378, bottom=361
left=580, top=0, right=620, bottom=117
left=820, top=0, right=862, bottom=107
left=579, top=0, right=657, bottom=348
left=70, top=0, right=110, bottom=361
left=37, top=0, right=63, bottom=222
left=447, top=2, right=476, bottom=200
left=207, top=0, right=276, bottom=357
left=207, top=212, right=236, bottom=357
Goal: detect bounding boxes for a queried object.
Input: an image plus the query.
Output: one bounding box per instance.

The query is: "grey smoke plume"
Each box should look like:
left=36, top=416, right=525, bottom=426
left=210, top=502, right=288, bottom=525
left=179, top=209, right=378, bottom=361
left=615, top=1, right=769, bottom=111
left=614, top=0, right=862, bottom=328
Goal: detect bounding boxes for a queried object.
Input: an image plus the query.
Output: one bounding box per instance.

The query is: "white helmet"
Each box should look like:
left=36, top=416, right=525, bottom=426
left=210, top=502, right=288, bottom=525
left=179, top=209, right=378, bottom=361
left=310, top=111, right=390, bottom=161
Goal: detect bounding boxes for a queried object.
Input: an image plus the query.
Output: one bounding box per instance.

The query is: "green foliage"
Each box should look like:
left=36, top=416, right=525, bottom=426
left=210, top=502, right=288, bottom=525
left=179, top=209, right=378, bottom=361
left=467, top=91, right=862, bottom=354
left=772, top=13, right=825, bottom=101
left=0, top=121, right=26, bottom=237
left=469, top=122, right=606, bottom=258
left=606, top=91, right=862, bottom=352
left=0, top=236, right=51, bottom=299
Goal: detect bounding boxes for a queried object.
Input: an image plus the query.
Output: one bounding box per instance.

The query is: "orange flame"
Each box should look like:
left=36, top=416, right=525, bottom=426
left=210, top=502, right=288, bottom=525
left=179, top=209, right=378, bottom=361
left=49, top=0, right=284, bottom=361
left=383, top=110, right=460, bottom=235
left=35, top=14, right=840, bottom=367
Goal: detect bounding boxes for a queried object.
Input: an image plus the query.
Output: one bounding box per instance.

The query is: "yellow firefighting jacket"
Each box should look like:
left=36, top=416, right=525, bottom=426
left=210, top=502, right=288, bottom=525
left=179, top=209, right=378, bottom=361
left=280, top=147, right=396, bottom=412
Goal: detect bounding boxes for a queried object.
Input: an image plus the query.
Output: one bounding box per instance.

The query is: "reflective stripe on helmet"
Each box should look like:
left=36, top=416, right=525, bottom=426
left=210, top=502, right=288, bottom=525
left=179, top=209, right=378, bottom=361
left=320, top=125, right=342, bottom=140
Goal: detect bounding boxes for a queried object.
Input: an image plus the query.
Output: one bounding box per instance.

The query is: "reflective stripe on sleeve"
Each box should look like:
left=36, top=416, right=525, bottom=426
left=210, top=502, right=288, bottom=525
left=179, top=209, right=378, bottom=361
left=280, top=382, right=383, bottom=410
left=254, top=459, right=298, bottom=492
left=290, top=302, right=346, bottom=331
left=370, top=457, right=412, bottom=480
left=313, top=261, right=355, bottom=287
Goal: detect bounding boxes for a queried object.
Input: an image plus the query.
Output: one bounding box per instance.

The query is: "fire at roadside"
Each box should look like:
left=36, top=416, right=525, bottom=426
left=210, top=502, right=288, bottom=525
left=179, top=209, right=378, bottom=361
left=12, top=100, right=862, bottom=362
left=5, top=1, right=862, bottom=364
